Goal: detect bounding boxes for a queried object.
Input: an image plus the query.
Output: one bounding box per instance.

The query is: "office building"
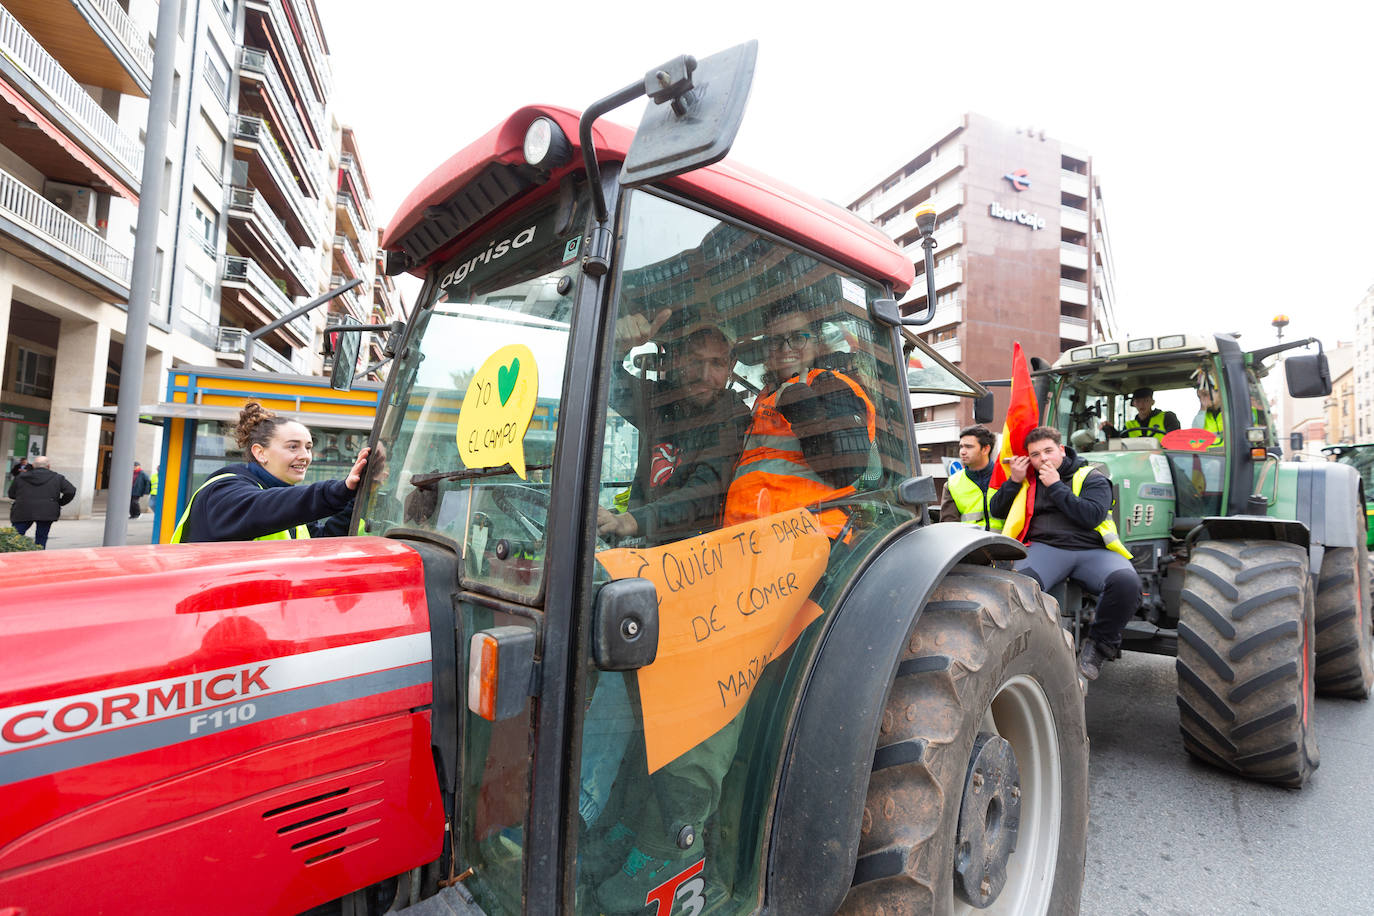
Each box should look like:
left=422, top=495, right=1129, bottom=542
left=849, top=113, right=1118, bottom=469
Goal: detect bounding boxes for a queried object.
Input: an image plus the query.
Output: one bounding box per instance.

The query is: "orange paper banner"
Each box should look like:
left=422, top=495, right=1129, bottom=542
left=596, top=508, right=830, bottom=772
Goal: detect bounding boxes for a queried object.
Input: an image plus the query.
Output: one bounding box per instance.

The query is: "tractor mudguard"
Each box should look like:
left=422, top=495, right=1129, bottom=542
left=765, top=523, right=1026, bottom=913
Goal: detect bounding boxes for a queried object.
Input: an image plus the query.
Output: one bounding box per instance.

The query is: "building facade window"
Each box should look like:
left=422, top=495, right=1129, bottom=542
left=182, top=268, right=217, bottom=329
left=14, top=347, right=56, bottom=398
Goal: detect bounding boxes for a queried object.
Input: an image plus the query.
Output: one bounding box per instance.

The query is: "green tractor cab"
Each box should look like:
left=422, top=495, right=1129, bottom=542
left=1034, top=331, right=1369, bottom=787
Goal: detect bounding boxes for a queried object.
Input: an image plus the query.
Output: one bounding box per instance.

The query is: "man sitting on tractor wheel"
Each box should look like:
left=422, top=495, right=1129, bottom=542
left=1103, top=387, right=1179, bottom=441
left=989, top=426, right=1141, bottom=681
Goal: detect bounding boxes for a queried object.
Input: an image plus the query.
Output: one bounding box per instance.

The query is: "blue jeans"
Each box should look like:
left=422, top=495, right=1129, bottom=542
left=13, top=519, right=52, bottom=548
left=1015, top=542, right=1139, bottom=650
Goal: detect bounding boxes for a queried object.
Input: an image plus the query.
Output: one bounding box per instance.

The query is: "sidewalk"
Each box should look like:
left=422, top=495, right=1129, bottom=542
left=3, top=491, right=157, bottom=549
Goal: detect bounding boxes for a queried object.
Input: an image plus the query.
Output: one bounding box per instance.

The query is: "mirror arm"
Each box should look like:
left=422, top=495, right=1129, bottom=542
left=1248, top=336, right=1320, bottom=364
left=579, top=80, right=649, bottom=226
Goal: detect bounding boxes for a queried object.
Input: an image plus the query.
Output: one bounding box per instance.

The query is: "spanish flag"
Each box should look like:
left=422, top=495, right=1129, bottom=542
left=989, top=342, right=1040, bottom=541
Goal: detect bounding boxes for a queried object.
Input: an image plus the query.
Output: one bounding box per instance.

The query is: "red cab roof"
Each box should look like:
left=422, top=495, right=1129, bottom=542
left=383, top=106, right=913, bottom=296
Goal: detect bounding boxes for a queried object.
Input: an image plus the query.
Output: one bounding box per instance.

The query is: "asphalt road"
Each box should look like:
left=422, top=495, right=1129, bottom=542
left=1080, top=651, right=1374, bottom=916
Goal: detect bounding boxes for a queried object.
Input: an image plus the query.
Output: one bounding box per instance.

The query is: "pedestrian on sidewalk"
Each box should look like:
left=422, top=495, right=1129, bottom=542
left=7, top=456, right=77, bottom=548
left=130, top=461, right=151, bottom=519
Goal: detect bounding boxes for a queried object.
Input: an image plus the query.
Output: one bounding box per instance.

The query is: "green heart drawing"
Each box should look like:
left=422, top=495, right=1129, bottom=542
left=498, top=358, right=520, bottom=405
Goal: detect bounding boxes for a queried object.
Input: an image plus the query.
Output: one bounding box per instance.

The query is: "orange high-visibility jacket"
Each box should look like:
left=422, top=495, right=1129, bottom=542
left=724, top=368, right=876, bottom=538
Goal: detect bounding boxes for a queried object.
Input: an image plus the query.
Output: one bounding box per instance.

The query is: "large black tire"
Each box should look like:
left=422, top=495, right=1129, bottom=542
left=839, top=565, right=1089, bottom=916
left=1314, top=542, right=1374, bottom=698
left=1176, top=540, right=1319, bottom=787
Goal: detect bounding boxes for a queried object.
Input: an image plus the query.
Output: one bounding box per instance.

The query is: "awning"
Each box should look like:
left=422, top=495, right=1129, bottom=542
left=71, top=403, right=375, bottom=431
left=0, top=79, right=138, bottom=202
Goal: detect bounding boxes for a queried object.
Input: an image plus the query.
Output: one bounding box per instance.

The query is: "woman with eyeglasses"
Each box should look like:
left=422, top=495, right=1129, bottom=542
left=724, top=297, right=876, bottom=538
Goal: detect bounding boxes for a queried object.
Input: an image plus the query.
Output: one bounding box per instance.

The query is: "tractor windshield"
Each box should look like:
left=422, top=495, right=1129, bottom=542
left=360, top=195, right=586, bottom=601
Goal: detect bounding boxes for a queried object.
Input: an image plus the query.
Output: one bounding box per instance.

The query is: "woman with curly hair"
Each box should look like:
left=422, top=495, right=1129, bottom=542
left=171, top=401, right=368, bottom=543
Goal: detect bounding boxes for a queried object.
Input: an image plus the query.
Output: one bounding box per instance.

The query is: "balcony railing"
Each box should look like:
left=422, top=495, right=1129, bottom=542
left=0, top=5, right=143, bottom=179
left=251, top=0, right=326, bottom=130
left=232, top=114, right=321, bottom=237
left=0, top=167, right=130, bottom=285
left=334, top=233, right=361, bottom=279
left=336, top=190, right=368, bottom=235
left=80, top=0, right=154, bottom=79
left=230, top=186, right=316, bottom=292
left=215, top=326, right=296, bottom=374
left=223, top=254, right=312, bottom=342
left=284, top=0, right=331, bottom=97
left=330, top=273, right=366, bottom=321
left=338, top=153, right=376, bottom=229
left=239, top=47, right=321, bottom=192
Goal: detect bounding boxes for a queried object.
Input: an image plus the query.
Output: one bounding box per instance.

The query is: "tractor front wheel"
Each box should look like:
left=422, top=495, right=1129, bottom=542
left=839, top=565, right=1088, bottom=916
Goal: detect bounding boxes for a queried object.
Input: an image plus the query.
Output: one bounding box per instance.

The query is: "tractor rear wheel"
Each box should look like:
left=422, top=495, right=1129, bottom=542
left=1176, top=540, right=1319, bottom=787
left=839, top=565, right=1088, bottom=916
left=1314, top=543, right=1374, bottom=698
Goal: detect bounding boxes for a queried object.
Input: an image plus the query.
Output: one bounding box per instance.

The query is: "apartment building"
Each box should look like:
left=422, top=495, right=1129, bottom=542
left=0, top=0, right=392, bottom=515
left=1353, top=285, right=1374, bottom=440
left=849, top=113, right=1118, bottom=469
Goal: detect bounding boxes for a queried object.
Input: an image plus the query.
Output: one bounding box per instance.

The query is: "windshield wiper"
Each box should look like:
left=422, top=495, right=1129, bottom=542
left=410, top=463, right=553, bottom=488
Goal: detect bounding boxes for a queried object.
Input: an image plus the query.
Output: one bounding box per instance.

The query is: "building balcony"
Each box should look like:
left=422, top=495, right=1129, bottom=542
left=1060, top=168, right=1089, bottom=199
left=882, top=187, right=962, bottom=240
left=336, top=190, right=368, bottom=238
left=232, top=114, right=322, bottom=244
left=930, top=337, right=962, bottom=363
left=244, top=0, right=326, bottom=137
left=900, top=262, right=963, bottom=308
left=859, top=145, right=966, bottom=222
left=228, top=186, right=317, bottom=297
left=0, top=3, right=143, bottom=194
left=222, top=254, right=313, bottom=345
left=283, top=0, right=331, bottom=98
left=1060, top=314, right=1089, bottom=343
left=215, top=325, right=298, bottom=375
left=0, top=163, right=130, bottom=300
left=5, top=0, right=153, bottom=96
left=913, top=419, right=962, bottom=443
left=1061, top=207, right=1088, bottom=234
left=1059, top=278, right=1089, bottom=307
left=338, top=152, right=377, bottom=230
left=900, top=221, right=961, bottom=260
left=330, top=272, right=366, bottom=322
left=333, top=233, right=362, bottom=280
left=239, top=47, right=322, bottom=195
left=1059, top=240, right=1088, bottom=271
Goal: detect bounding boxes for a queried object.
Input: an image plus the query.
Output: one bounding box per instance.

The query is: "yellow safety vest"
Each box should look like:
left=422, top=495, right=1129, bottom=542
left=1124, top=409, right=1168, bottom=440
left=946, top=469, right=1003, bottom=531
left=1071, top=465, right=1132, bottom=560
left=1202, top=410, right=1224, bottom=447
left=171, top=473, right=312, bottom=543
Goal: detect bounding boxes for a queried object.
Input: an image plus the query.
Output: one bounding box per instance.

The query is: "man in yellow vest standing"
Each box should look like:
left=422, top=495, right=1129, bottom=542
left=989, top=426, right=1140, bottom=681
left=939, top=425, right=1001, bottom=530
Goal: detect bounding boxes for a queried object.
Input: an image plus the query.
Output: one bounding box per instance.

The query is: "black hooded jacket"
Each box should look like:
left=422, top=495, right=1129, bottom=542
left=175, top=463, right=355, bottom=543
left=7, top=466, right=76, bottom=523
left=987, top=446, right=1112, bottom=551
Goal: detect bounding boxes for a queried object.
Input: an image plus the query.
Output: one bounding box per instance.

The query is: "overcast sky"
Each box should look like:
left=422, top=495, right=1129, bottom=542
left=318, top=1, right=1372, bottom=354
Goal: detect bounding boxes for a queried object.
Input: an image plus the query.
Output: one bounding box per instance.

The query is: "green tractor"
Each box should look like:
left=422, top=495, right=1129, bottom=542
left=1032, top=332, right=1369, bottom=788
left=1321, top=443, right=1374, bottom=549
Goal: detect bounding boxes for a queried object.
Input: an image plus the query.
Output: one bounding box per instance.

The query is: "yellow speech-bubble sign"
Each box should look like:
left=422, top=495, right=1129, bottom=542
left=456, top=344, right=539, bottom=478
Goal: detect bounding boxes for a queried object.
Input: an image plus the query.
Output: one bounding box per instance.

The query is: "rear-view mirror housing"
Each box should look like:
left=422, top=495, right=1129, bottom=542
left=1286, top=352, right=1332, bottom=398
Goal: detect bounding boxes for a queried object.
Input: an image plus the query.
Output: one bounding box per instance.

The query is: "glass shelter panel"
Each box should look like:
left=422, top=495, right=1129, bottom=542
left=575, top=189, right=918, bottom=912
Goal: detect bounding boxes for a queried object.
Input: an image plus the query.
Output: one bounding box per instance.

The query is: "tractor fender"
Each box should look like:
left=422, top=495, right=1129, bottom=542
left=765, top=523, right=1026, bottom=914
left=1205, top=462, right=1363, bottom=574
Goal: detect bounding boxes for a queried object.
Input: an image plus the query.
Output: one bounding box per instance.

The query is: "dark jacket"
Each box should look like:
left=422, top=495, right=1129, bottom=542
left=131, top=468, right=152, bottom=499
left=8, top=467, right=77, bottom=523
left=988, top=446, right=1111, bottom=550
left=611, top=366, right=750, bottom=545
left=176, top=463, right=355, bottom=543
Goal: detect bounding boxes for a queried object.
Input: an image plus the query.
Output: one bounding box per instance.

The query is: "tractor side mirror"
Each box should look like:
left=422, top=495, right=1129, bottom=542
left=1290, top=431, right=1305, bottom=454
left=619, top=41, right=758, bottom=188
left=328, top=327, right=362, bottom=391
left=973, top=392, right=995, bottom=424
left=1285, top=352, right=1332, bottom=398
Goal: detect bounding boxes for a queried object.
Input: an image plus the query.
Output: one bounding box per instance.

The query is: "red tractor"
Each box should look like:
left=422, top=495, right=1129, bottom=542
left=0, top=44, right=1088, bottom=915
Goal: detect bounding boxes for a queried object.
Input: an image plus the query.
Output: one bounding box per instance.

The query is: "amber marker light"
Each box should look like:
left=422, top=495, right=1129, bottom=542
left=468, top=632, right=501, bottom=721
